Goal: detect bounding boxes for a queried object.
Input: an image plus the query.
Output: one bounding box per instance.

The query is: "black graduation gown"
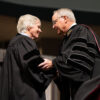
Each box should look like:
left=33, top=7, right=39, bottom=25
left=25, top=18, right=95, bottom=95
left=74, top=75, right=100, bottom=100
left=0, top=34, right=56, bottom=100
left=53, top=25, right=99, bottom=100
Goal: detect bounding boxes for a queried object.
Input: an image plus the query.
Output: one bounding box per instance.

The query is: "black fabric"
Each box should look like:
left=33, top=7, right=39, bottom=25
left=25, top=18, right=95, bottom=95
left=53, top=24, right=99, bottom=100
left=92, top=33, right=100, bottom=78
left=0, top=34, right=56, bottom=100
left=74, top=75, right=100, bottom=100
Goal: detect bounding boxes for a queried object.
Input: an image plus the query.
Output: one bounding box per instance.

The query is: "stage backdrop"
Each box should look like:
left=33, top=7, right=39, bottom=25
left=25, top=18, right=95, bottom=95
left=1, top=0, right=100, bottom=13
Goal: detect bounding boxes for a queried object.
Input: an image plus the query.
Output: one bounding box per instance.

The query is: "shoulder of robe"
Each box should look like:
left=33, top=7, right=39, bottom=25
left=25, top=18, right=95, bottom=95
left=8, top=35, right=36, bottom=49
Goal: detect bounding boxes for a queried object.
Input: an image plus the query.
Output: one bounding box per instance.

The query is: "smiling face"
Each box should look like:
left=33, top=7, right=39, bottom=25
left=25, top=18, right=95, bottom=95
left=27, top=20, right=42, bottom=39
left=52, top=12, right=75, bottom=36
left=52, top=13, right=66, bottom=35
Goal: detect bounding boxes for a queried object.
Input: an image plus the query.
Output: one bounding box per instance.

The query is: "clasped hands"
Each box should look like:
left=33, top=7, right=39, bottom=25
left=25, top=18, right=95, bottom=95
left=38, top=59, right=53, bottom=70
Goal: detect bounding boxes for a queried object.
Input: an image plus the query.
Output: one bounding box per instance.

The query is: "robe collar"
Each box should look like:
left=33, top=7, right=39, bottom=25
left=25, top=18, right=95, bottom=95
left=65, top=23, right=77, bottom=37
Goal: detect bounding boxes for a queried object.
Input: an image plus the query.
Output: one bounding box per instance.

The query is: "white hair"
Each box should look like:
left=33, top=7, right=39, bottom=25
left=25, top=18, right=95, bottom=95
left=54, top=8, right=76, bottom=22
left=17, top=14, right=41, bottom=33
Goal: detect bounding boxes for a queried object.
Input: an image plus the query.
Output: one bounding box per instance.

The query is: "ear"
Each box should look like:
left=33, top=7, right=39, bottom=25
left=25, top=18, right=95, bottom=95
left=27, top=26, right=31, bottom=31
left=63, top=16, right=68, bottom=23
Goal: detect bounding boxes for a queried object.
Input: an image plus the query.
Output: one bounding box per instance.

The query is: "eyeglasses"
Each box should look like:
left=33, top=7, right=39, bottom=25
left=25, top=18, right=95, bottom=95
left=52, top=16, right=64, bottom=25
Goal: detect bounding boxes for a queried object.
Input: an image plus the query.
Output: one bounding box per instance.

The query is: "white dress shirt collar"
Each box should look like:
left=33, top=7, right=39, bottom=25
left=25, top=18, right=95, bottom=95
left=20, top=32, right=30, bottom=38
left=69, top=23, right=77, bottom=29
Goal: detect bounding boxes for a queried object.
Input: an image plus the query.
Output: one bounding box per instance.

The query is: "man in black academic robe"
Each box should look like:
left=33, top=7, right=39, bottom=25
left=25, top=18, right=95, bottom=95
left=0, top=14, right=56, bottom=100
left=39, top=8, right=100, bottom=100
left=53, top=24, right=100, bottom=100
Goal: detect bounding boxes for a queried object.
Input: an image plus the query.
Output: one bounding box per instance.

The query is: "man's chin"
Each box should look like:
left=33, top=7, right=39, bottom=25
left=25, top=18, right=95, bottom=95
left=57, top=32, right=61, bottom=35
left=57, top=30, right=61, bottom=35
left=57, top=31, right=63, bottom=35
left=36, top=36, right=39, bottom=39
left=32, top=36, right=39, bottom=39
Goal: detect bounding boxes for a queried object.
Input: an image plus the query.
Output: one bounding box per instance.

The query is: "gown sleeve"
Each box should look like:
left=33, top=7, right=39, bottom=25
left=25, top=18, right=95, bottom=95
left=14, top=37, right=56, bottom=91
left=53, top=25, right=97, bottom=81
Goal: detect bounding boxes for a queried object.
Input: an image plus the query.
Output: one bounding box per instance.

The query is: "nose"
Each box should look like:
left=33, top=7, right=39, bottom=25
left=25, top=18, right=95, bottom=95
left=39, top=28, right=42, bottom=33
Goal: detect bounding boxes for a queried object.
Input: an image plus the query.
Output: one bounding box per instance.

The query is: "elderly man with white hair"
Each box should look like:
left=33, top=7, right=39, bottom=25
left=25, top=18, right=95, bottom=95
left=0, top=14, right=56, bottom=100
left=39, top=8, right=100, bottom=100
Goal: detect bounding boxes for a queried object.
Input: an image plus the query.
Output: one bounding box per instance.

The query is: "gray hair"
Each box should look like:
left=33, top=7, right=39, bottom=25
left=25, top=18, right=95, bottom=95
left=17, top=14, right=41, bottom=33
left=54, top=8, right=76, bottom=22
